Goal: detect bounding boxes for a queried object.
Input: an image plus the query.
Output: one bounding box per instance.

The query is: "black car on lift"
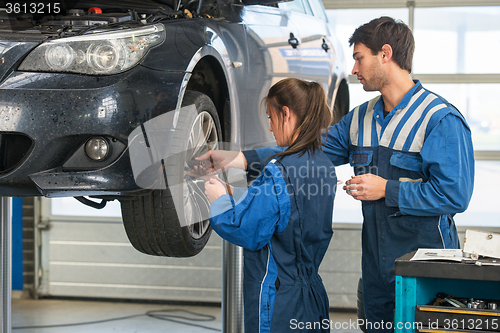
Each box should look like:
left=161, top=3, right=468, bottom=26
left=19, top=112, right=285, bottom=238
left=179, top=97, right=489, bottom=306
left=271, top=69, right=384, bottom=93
left=0, top=0, right=349, bottom=257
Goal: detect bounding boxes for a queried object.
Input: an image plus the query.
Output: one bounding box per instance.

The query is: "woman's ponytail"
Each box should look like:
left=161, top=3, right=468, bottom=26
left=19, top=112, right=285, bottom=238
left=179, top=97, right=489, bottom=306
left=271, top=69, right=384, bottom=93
left=264, top=78, right=331, bottom=160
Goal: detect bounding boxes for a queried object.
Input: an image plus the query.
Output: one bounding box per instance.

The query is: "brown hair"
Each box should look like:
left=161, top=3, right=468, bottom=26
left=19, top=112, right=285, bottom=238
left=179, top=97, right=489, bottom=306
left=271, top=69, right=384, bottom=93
left=264, top=78, right=331, bottom=160
left=349, top=16, right=414, bottom=73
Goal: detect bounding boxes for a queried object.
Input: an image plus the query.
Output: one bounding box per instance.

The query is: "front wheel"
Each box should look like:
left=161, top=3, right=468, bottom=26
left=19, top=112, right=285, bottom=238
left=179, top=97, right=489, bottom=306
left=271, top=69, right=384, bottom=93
left=119, top=91, right=221, bottom=257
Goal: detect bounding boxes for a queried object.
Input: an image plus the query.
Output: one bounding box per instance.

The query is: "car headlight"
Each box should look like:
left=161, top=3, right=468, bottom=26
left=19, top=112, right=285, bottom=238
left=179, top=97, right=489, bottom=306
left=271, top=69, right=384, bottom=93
left=19, top=24, right=165, bottom=75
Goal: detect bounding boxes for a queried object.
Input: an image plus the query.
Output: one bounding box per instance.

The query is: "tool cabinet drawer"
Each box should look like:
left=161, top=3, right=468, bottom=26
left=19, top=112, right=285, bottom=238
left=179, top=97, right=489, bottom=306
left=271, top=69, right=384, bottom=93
left=415, top=305, right=500, bottom=332
left=417, top=329, right=494, bottom=333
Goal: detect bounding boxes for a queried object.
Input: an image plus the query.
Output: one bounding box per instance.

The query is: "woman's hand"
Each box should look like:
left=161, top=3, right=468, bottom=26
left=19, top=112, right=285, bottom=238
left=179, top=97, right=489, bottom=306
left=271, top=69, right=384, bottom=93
left=204, top=177, right=229, bottom=203
left=190, top=150, right=247, bottom=177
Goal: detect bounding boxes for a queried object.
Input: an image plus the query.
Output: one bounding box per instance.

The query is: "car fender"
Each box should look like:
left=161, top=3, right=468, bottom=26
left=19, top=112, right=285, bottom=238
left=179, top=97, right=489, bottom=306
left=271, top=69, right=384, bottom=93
left=177, top=26, right=243, bottom=147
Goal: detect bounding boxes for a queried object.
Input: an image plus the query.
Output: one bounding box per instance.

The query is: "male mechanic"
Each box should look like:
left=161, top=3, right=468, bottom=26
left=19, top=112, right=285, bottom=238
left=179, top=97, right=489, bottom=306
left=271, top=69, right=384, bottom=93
left=323, top=16, right=475, bottom=332
left=199, top=16, right=474, bottom=332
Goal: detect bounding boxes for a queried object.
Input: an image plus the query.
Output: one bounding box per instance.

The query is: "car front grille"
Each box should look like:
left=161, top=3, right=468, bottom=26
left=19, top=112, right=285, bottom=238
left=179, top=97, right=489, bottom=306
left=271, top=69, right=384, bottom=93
left=0, top=133, right=33, bottom=175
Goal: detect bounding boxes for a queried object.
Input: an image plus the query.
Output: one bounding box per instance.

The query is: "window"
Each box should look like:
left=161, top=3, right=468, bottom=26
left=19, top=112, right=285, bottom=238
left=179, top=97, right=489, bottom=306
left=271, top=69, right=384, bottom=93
left=278, top=0, right=307, bottom=14
left=326, top=8, right=408, bottom=107
left=423, top=83, right=500, bottom=151
left=308, top=0, right=327, bottom=21
left=453, top=160, right=500, bottom=228
left=413, top=7, right=500, bottom=74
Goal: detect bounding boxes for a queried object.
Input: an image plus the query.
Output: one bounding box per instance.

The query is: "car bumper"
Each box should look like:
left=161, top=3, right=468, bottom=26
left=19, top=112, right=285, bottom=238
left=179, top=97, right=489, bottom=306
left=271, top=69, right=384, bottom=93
left=0, top=66, right=185, bottom=197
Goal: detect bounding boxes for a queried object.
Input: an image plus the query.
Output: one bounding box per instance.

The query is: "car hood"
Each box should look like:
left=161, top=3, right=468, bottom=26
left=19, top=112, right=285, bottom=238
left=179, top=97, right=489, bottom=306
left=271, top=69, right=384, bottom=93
left=65, top=0, right=173, bottom=13
left=0, top=0, right=177, bottom=38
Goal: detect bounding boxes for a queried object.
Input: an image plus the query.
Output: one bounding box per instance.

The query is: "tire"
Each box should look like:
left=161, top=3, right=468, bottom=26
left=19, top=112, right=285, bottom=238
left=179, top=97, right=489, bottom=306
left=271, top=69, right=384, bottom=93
left=119, top=91, right=221, bottom=257
left=331, top=80, right=350, bottom=125
left=357, top=277, right=368, bottom=333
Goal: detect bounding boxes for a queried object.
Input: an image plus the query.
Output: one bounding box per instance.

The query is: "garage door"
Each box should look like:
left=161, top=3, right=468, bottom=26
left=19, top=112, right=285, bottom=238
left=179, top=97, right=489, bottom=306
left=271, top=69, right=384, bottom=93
left=36, top=197, right=363, bottom=308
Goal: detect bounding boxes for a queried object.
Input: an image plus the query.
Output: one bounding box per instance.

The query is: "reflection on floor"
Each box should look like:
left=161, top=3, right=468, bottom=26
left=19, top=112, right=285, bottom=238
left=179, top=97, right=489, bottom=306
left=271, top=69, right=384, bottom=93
left=12, top=297, right=363, bottom=332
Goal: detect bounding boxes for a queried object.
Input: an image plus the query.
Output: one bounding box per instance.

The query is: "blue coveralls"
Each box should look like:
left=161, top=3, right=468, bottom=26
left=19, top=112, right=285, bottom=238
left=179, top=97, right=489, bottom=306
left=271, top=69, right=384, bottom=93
left=243, top=81, right=475, bottom=332
left=209, top=151, right=337, bottom=333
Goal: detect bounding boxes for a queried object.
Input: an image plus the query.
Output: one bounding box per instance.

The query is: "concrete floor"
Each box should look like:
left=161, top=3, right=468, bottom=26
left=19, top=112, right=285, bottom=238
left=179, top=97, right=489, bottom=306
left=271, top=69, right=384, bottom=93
left=11, top=297, right=363, bottom=333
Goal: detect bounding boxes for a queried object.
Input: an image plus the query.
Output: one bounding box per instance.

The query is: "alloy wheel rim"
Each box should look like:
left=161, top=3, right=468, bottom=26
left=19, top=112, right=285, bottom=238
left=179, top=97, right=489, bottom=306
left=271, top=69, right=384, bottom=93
left=184, top=111, right=218, bottom=239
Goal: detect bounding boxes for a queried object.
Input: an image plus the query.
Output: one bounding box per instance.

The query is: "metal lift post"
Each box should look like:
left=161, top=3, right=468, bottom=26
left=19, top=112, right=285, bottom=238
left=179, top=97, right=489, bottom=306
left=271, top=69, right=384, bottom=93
left=0, top=197, right=12, bottom=333
left=222, top=240, right=244, bottom=333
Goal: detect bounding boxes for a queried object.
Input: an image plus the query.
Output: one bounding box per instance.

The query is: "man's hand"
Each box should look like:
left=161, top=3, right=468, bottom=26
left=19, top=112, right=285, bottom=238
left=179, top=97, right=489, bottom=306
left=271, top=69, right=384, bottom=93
left=343, top=173, right=387, bottom=201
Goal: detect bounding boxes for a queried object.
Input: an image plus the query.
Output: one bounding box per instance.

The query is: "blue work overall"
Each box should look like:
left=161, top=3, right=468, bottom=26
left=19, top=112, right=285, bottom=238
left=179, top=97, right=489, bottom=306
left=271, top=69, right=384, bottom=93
left=210, top=151, right=337, bottom=332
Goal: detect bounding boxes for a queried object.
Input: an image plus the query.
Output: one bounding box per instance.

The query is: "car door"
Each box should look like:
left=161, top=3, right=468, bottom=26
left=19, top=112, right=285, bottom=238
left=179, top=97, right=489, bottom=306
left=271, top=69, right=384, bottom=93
left=279, top=0, right=335, bottom=93
left=241, top=3, right=302, bottom=148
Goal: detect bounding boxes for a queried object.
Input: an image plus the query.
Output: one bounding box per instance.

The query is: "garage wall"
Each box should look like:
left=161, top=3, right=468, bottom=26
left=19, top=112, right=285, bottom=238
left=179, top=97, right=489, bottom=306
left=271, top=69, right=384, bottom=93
left=36, top=197, right=363, bottom=308
left=38, top=217, right=223, bottom=302
left=35, top=197, right=498, bottom=309
left=322, top=224, right=362, bottom=308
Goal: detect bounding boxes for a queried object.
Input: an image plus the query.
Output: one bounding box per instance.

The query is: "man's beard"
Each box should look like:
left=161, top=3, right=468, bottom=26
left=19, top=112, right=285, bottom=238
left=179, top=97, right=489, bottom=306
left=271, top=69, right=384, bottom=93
left=362, top=63, right=388, bottom=92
